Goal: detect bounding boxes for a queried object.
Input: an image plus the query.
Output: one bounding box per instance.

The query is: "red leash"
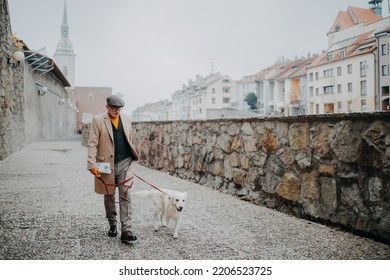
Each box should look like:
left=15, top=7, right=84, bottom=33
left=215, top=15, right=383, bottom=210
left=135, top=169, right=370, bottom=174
left=133, top=173, right=168, bottom=195
left=97, top=173, right=168, bottom=203
left=97, top=176, right=134, bottom=204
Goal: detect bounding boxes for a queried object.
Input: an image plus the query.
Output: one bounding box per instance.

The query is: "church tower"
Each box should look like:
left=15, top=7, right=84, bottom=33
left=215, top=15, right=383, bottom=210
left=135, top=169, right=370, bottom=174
left=54, top=1, right=76, bottom=87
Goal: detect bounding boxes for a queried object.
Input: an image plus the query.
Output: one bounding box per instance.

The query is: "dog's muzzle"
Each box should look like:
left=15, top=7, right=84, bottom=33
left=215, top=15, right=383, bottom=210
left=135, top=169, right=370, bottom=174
left=176, top=206, right=183, bottom=212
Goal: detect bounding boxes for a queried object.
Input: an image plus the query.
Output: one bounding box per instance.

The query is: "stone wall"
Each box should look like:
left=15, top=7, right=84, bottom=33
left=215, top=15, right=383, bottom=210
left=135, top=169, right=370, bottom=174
left=0, top=0, right=25, bottom=160
left=130, top=113, right=390, bottom=243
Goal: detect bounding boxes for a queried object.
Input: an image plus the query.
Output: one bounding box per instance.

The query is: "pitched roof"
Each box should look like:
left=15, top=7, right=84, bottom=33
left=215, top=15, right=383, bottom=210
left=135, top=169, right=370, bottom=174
left=328, top=6, right=382, bottom=34
left=309, top=31, right=377, bottom=68
left=255, top=62, right=287, bottom=81
left=349, top=6, right=382, bottom=24
left=236, top=74, right=257, bottom=84
left=290, top=56, right=318, bottom=78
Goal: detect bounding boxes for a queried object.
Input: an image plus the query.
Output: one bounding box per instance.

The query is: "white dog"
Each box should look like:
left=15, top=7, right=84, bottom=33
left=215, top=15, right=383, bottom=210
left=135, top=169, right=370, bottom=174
left=131, top=189, right=188, bottom=239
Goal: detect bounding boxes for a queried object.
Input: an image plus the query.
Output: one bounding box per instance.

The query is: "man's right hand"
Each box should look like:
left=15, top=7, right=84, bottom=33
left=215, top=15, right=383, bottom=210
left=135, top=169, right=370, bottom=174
left=90, top=168, right=101, bottom=178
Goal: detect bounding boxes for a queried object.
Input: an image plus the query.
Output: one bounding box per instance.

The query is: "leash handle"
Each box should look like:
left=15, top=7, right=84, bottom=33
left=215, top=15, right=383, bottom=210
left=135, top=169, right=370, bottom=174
left=133, top=173, right=168, bottom=195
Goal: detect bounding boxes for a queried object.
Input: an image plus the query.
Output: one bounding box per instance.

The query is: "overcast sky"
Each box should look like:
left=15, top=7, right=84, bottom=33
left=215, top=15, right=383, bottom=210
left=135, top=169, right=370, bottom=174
left=8, top=0, right=390, bottom=114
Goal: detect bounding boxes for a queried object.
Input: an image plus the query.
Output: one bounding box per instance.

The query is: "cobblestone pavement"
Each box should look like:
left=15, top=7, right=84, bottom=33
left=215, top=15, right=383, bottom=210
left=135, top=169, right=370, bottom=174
left=0, top=137, right=389, bottom=260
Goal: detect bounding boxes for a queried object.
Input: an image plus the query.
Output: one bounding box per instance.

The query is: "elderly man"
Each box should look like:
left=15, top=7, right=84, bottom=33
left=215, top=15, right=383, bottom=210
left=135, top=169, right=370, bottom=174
left=87, top=95, right=139, bottom=244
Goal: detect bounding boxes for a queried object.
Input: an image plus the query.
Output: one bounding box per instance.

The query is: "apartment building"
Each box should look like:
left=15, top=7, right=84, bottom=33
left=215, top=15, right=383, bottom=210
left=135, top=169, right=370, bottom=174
left=203, top=74, right=237, bottom=119
left=273, top=57, right=317, bottom=116
left=132, top=100, right=172, bottom=122
left=132, top=73, right=237, bottom=121
left=255, top=62, right=286, bottom=115
left=172, top=73, right=237, bottom=120
left=235, top=74, right=257, bottom=112
left=254, top=57, right=315, bottom=116
left=307, top=3, right=389, bottom=114
left=287, top=56, right=317, bottom=116
left=375, top=27, right=390, bottom=110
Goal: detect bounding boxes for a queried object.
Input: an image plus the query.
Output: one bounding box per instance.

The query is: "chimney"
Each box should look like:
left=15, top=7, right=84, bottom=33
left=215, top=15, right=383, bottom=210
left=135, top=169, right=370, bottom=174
left=368, top=0, right=383, bottom=16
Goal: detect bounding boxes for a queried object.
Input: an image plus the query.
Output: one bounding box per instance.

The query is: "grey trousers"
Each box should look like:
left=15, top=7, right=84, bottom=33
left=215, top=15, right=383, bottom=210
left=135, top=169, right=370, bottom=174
left=104, top=157, right=132, bottom=233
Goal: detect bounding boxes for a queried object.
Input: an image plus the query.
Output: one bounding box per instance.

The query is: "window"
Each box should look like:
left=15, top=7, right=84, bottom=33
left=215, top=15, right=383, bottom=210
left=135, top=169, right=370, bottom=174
left=360, top=61, right=367, bottom=77
left=337, top=66, right=342, bottom=76
left=212, top=98, right=215, bottom=104
left=382, top=44, right=389, bottom=55
left=315, top=72, right=319, bottom=80
left=337, top=84, right=342, bottom=94
left=338, top=102, right=342, bottom=113
left=348, top=82, right=353, bottom=92
left=315, top=104, right=319, bottom=114
left=212, top=88, right=215, bottom=94
left=223, top=87, right=230, bottom=93
left=223, top=98, right=230, bottom=104
left=361, top=100, right=367, bottom=112
left=223, top=79, right=230, bottom=83
left=361, top=80, right=367, bottom=96
left=348, top=101, right=353, bottom=113
left=324, top=69, right=333, bottom=78
left=326, top=53, right=333, bottom=61
left=324, top=86, right=334, bottom=94
left=315, top=88, right=319, bottom=96
left=309, top=73, right=313, bottom=81
left=340, top=50, right=346, bottom=58
left=382, top=65, right=389, bottom=76
left=324, top=103, right=334, bottom=113
left=309, top=87, right=314, bottom=97
left=348, top=64, right=352, bottom=74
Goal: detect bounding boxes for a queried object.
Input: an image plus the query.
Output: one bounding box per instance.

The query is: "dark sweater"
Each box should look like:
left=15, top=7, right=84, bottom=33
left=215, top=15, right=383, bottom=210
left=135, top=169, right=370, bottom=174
left=112, top=117, right=132, bottom=163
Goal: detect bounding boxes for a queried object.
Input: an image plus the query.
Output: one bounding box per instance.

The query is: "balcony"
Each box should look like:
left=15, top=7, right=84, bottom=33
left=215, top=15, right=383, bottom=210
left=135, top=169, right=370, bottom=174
left=320, top=92, right=336, bottom=104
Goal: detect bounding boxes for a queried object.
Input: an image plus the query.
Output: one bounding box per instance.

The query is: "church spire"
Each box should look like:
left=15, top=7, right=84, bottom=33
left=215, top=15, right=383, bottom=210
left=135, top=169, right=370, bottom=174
left=54, top=0, right=76, bottom=87
left=55, top=0, right=73, bottom=53
left=61, top=1, right=69, bottom=38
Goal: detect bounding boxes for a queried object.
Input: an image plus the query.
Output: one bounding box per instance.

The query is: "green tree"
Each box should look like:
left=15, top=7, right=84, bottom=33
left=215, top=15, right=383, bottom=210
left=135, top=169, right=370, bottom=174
left=244, top=92, right=257, bottom=110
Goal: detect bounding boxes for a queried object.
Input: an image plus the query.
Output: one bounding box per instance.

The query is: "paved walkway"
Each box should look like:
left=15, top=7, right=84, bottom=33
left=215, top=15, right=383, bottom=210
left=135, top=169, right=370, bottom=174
left=0, top=137, right=389, bottom=260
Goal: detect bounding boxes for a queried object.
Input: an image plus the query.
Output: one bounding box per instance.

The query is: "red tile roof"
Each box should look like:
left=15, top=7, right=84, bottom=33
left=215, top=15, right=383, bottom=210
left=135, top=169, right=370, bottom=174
left=328, top=6, right=382, bottom=34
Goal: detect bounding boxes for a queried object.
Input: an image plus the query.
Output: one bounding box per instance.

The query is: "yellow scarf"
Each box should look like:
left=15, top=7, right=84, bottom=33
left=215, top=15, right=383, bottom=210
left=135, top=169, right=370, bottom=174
left=110, top=116, right=119, bottom=129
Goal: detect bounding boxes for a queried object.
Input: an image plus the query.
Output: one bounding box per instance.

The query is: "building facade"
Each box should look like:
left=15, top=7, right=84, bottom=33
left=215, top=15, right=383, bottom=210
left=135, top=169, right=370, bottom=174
left=132, top=100, right=172, bottom=122
left=307, top=3, right=389, bottom=114
left=74, top=87, right=112, bottom=132
left=234, top=74, right=256, bottom=112
left=376, top=27, right=390, bottom=110
left=172, top=73, right=237, bottom=120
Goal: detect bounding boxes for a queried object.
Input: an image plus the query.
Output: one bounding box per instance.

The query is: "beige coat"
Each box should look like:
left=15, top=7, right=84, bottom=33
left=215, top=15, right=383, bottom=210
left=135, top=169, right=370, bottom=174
left=87, top=112, right=139, bottom=195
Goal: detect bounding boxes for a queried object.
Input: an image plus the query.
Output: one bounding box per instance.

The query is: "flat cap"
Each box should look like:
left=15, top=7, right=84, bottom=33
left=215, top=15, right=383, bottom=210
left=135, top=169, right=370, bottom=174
left=107, top=95, right=125, bottom=107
